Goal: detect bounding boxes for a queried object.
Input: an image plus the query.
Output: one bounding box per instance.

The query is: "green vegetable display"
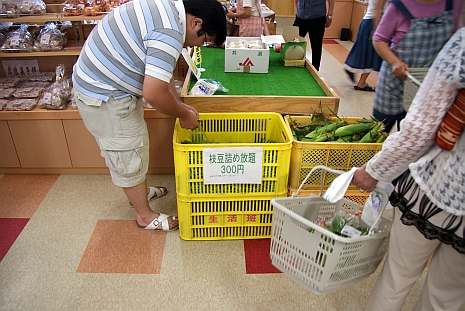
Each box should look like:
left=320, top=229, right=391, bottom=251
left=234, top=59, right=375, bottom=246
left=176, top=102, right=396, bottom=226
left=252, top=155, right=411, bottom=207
left=289, top=116, right=388, bottom=143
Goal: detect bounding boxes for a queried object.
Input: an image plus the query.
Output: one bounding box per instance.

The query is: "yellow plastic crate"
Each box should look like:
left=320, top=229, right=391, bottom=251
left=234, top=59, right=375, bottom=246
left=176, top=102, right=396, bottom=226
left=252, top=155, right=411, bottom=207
left=177, top=192, right=286, bottom=240
left=285, top=115, right=383, bottom=190
left=173, top=112, right=293, bottom=197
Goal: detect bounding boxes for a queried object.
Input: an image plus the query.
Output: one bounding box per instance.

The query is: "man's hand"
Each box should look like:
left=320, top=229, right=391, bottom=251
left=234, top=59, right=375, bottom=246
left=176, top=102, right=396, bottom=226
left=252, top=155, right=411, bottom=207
left=179, top=109, right=199, bottom=130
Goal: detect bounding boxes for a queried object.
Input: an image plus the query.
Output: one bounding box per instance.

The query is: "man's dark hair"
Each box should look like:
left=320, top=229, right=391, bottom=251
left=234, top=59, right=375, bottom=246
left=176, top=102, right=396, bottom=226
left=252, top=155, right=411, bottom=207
left=183, top=0, right=228, bottom=46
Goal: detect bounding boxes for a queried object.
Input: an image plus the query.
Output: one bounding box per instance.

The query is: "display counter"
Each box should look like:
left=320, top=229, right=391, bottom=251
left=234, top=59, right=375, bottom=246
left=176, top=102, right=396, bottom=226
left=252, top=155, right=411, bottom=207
left=0, top=109, right=176, bottom=174
left=180, top=46, right=339, bottom=116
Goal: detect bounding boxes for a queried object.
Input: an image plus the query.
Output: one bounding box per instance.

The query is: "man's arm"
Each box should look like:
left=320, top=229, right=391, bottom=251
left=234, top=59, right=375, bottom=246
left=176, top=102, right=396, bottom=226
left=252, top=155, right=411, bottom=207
left=143, top=75, right=198, bottom=129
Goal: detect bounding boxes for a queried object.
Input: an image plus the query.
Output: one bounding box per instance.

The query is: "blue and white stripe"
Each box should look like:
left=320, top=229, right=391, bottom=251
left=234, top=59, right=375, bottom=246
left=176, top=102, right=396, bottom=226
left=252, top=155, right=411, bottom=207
left=72, top=0, right=185, bottom=101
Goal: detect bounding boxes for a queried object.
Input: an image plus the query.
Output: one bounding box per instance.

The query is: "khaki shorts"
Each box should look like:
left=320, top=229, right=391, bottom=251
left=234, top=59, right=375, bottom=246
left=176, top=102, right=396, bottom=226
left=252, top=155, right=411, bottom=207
left=75, top=90, right=149, bottom=187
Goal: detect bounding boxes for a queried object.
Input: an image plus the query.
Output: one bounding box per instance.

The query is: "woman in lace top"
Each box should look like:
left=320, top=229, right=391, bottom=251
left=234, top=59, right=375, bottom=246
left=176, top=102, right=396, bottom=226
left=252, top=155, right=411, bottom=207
left=353, top=27, right=465, bottom=311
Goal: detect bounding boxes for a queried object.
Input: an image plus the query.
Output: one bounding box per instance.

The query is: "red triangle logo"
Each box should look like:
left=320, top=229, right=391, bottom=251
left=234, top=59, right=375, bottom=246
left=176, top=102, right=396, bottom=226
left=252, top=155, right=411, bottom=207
left=239, top=57, right=254, bottom=67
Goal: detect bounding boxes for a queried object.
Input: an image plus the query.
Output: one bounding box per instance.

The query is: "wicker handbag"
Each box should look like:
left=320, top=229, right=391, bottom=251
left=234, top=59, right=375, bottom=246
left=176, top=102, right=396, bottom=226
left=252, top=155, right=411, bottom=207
left=436, top=89, right=465, bottom=151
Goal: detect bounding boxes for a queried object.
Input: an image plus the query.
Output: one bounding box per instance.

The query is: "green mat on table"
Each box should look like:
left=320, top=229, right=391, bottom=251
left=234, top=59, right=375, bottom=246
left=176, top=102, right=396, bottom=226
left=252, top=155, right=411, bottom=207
left=188, top=46, right=326, bottom=96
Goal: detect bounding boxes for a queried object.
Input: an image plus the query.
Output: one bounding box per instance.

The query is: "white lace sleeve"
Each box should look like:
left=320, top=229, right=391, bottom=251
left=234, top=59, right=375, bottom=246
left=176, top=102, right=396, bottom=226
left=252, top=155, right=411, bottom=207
left=366, top=27, right=465, bottom=182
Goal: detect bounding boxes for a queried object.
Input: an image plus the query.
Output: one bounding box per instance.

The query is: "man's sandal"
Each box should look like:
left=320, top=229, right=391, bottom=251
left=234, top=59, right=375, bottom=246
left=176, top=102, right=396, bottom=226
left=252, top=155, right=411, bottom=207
left=136, top=213, right=179, bottom=231
left=130, top=186, right=168, bottom=207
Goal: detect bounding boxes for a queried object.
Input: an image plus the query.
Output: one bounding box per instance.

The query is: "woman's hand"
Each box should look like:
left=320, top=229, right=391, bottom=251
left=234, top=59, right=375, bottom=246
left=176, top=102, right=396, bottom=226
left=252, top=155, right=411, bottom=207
left=352, top=164, right=378, bottom=192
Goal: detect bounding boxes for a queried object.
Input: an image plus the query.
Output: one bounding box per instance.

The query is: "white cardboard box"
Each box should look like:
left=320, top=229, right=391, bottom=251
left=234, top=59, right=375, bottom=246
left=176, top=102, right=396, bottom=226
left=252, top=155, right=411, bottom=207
left=224, top=37, right=270, bottom=74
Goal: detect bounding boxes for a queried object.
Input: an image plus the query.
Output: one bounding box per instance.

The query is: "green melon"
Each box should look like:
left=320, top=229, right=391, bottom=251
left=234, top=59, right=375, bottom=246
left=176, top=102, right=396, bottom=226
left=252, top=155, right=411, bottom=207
left=285, top=45, right=305, bottom=60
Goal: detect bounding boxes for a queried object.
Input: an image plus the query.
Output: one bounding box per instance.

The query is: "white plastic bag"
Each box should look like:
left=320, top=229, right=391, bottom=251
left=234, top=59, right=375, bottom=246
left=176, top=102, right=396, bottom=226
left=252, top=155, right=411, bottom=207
left=323, top=167, right=357, bottom=203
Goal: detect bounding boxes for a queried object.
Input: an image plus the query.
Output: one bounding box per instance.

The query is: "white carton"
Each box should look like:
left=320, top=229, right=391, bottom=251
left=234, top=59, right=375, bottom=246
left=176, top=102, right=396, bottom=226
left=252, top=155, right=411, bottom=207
left=224, top=37, right=270, bottom=74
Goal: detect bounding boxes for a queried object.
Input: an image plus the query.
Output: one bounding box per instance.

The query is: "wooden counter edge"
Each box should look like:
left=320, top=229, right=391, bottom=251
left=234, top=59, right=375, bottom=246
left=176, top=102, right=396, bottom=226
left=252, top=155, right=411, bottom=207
left=0, top=107, right=174, bottom=120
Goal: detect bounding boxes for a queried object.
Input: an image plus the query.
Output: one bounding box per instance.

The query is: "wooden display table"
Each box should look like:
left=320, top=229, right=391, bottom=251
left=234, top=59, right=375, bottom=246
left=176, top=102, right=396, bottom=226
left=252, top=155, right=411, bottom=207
left=180, top=47, right=339, bottom=116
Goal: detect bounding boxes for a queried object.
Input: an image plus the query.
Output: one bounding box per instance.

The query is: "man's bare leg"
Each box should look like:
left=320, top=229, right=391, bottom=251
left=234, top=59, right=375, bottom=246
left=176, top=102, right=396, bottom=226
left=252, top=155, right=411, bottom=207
left=123, top=180, right=178, bottom=229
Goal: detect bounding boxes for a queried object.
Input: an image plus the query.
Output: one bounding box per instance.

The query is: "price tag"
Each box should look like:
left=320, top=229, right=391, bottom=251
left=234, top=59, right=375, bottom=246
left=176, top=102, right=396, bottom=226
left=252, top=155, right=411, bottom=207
left=10, top=35, right=20, bottom=47
left=341, top=225, right=362, bottom=238
left=43, top=92, right=52, bottom=104
left=40, top=34, right=51, bottom=45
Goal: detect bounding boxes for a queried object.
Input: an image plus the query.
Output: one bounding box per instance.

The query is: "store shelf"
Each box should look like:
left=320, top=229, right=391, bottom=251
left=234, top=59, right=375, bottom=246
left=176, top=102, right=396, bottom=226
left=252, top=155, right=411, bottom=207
left=0, top=106, right=174, bottom=120
left=0, top=42, right=84, bottom=57
left=0, top=12, right=104, bottom=23
left=0, top=13, right=59, bottom=23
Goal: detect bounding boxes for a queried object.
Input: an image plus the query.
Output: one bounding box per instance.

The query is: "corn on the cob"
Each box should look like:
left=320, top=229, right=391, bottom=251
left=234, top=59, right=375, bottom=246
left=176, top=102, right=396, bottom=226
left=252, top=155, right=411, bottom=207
left=314, top=131, right=335, bottom=142
left=334, top=122, right=374, bottom=137
left=304, top=121, right=345, bottom=140
left=359, top=122, right=385, bottom=143
left=375, top=132, right=389, bottom=143
left=336, top=135, right=352, bottom=142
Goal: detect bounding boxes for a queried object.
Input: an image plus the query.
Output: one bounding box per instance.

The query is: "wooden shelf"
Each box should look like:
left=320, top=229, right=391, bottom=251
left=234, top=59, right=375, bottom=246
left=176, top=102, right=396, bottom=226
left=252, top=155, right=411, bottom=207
left=0, top=43, right=83, bottom=57
left=0, top=13, right=59, bottom=23
left=0, top=106, right=174, bottom=121
left=0, top=12, right=104, bottom=23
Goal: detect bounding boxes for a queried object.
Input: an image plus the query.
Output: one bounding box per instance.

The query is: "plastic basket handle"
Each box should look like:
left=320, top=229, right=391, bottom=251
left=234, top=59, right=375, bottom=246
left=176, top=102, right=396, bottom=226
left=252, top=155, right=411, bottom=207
left=406, top=72, right=422, bottom=86
left=292, top=165, right=390, bottom=235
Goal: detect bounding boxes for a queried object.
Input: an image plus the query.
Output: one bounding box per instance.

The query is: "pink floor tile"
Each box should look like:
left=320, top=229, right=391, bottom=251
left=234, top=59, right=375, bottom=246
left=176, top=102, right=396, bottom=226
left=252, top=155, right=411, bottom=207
left=0, top=218, right=29, bottom=262
left=0, top=174, right=59, bottom=218
left=77, top=220, right=167, bottom=274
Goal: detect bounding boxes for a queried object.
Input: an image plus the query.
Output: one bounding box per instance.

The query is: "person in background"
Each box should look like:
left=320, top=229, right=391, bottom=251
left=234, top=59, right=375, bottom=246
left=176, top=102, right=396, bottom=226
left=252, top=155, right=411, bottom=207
left=291, top=0, right=335, bottom=71
left=226, top=0, right=269, bottom=37
left=343, top=0, right=386, bottom=92
left=371, top=0, right=464, bottom=133
left=352, top=27, right=465, bottom=311
left=72, top=0, right=227, bottom=231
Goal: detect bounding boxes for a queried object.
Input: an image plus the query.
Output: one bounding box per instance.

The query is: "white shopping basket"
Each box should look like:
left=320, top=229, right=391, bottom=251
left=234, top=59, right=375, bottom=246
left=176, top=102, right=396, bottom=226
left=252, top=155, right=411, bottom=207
left=270, top=166, right=392, bottom=295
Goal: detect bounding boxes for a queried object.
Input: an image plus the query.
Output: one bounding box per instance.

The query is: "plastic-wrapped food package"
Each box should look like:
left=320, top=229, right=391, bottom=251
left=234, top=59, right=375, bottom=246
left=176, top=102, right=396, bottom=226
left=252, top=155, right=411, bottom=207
left=0, top=0, right=19, bottom=18
left=0, top=88, right=15, bottom=98
left=28, top=71, right=56, bottom=82
left=18, top=0, right=46, bottom=14
left=1, top=23, right=34, bottom=52
left=38, top=64, right=73, bottom=110
left=227, top=39, right=263, bottom=49
left=33, top=22, right=65, bottom=51
left=0, top=77, right=21, bottom=88
left=63, top=0, right=87, bottom=16
left=4, top=98, right=38, bottom=111
left=84, top=0, right=107, bottom=16
left=0, top=99, right=8, bottom=110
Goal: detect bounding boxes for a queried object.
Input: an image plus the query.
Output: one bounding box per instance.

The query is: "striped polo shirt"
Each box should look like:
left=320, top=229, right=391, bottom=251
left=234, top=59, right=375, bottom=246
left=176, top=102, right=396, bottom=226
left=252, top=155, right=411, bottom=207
left=72, top=0, right=186, bottom=102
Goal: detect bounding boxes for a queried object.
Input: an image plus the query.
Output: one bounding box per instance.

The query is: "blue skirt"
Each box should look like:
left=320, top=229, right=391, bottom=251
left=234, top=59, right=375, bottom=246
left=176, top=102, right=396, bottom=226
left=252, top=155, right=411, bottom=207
left=344, top=18, right=383, bottom=74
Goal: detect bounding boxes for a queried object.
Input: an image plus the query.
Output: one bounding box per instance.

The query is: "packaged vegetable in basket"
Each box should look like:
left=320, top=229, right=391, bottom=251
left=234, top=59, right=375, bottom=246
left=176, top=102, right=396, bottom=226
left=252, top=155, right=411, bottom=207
left=327, top=210, right=370, bottom=238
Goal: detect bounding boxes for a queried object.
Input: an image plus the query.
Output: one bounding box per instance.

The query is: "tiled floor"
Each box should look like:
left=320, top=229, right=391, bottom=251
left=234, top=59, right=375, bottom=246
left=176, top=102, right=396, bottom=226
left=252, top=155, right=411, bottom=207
left=1, top=24, right=462, bottom=311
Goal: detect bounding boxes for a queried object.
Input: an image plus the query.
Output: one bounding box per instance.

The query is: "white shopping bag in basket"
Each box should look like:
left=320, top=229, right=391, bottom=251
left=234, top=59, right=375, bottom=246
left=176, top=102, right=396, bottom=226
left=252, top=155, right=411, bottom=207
left=323, top=167, right=357, bottom=203
left=362, top=182, right=394, bottom=229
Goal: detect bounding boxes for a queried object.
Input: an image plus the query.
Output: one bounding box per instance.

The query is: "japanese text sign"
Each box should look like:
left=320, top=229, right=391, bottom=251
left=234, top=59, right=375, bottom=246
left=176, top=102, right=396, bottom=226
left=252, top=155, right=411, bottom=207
left=203, top=147, right=263, bottom=184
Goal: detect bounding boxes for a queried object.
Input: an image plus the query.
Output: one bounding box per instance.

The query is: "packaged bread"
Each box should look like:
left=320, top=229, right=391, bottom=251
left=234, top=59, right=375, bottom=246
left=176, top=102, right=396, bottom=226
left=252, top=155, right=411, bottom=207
left=0, top=88, right=15, bottom=99
left=1, top=24, right=34, bottom=52
left=4, top=98, right=38, bottom=111
left=33, top=23, right=65, bottom=51
left=0, top=77, right=21, bottom=88
left=18, top=0, right=46, bottom=14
